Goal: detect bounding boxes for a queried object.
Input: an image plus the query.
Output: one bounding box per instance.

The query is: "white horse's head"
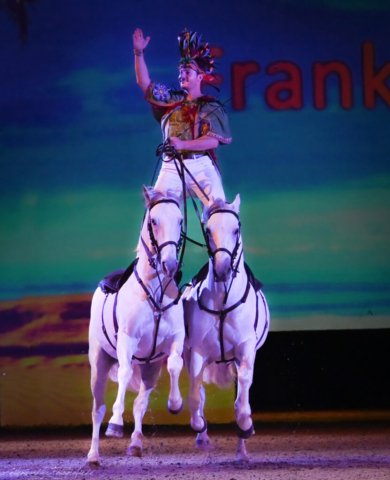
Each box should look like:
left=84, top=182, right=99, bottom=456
left=204, top=194, right=241, bottom=283
left=143, top=186, right=183, bottom=278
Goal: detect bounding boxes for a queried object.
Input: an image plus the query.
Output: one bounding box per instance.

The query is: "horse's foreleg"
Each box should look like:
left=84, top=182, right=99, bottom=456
left=184, top=348, right=210, bottom=449
left=127, top=383, right=152, bottom=457
left=167, top=341, right=184, bottom=414
left=127, top=361, right=162, bottom=457
left=87, top=340, right=115, bottom=465
left=195, top=384, right=211, bottom=450
left=107, top=331, right=134, bottom=435
left=187, top=350, right=208, bottom=435
left=234, top=351, right=255, bottom=461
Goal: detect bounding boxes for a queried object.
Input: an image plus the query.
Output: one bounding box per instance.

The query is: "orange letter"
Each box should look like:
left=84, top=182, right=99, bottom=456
left=265, top=62, right=303, bottom=110
left=231, top=61, right=261, bottom=111
left=313, top=62, right=353, bottom=109
left=363, top=41, right=390, bottom=109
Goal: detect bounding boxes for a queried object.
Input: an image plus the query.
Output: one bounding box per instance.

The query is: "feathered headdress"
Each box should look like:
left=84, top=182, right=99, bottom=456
left=178, top=29, right=215, bottom=77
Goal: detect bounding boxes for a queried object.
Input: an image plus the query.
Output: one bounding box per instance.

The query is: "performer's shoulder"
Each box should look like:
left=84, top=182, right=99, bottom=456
left=146, top=82, right=185, bottom=106
left=198, top=95, right=226, bottom=111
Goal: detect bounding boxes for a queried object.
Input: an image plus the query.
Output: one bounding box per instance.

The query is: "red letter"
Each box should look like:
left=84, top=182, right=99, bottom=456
left=313, top=62, right=353, bottom=109
left=265, top=62, right=303, bottom=110
left=208, top=46, right=224, bottom=86
left=363, top=41, right=390, bottom=109
left=231, top=61, right=261, bottom=111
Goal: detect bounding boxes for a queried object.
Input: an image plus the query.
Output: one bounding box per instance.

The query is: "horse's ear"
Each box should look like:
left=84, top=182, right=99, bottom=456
left=143, top=185, right=151, bottom=204
left=231, top=194, right=241, bottom=213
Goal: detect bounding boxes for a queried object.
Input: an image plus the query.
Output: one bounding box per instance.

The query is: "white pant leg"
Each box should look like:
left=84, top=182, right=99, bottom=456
left=154, top=159, right=184, bottom=197
left=184, top=156, right=226, bottom=206
left=154, top=156, right=225, bottom=209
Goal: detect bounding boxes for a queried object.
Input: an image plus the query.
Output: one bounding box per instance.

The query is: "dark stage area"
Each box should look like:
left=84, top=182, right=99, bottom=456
left=251, top=329, right=390, bottom=412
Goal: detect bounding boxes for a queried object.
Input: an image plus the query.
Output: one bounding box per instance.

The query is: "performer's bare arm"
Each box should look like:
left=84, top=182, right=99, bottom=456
left=133, top=28, right=151, bottom=92
left=170, top=136, right=219, bottom=151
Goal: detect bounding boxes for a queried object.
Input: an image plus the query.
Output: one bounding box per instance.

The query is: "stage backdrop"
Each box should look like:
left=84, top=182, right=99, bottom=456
left=1, top=0, right=389, bottom=427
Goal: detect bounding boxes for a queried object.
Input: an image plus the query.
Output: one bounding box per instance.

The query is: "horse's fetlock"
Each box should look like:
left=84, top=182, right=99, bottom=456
left=237, top=416, right=253, bottom=432
left=131, top=431, right=143, bottom=441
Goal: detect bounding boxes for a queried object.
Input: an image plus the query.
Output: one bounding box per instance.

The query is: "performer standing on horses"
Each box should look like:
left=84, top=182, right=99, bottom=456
left=133, top=28, right=232, bottom=206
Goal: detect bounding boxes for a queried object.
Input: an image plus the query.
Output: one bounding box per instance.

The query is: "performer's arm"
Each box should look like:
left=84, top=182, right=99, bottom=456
left=169, top=136, right=219, bottom=152
left=133, top=28, right=151, bottom=92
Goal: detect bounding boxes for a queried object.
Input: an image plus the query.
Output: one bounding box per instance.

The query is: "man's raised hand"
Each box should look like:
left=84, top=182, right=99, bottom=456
left=133, top=28, right=150, bottom=51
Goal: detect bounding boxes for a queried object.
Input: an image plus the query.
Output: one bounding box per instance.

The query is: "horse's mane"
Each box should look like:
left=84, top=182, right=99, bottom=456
left=203, top=198, right=233, bottom=222
left=144, top=188, right=181, bottom=209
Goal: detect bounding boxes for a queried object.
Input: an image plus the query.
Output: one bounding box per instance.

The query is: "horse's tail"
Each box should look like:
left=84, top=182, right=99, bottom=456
left=108, top=362, right=142, bottom=393
left=203, top=362, right=237, bottom=389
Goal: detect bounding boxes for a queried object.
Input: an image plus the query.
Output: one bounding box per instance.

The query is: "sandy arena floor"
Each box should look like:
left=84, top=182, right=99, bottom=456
left=1, top=423, right=390, bottom=480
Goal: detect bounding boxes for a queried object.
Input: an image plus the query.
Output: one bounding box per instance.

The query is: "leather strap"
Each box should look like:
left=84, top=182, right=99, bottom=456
left=197, top=277, right=251, bottom=364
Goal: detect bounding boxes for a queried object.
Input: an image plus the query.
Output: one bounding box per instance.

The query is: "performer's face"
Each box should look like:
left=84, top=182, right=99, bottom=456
left=179, top=67, right=202, bottom=91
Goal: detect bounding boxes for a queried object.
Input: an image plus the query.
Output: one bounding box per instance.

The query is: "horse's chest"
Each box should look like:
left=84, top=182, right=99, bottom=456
left=211, top=317, right=246, bottom=346
left=131, top=314, right=170, bottom=340
left=219, top=320, right=242, bottom=344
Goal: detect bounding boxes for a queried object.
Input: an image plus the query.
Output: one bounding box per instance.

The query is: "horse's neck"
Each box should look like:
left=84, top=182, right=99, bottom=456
left=206, top=246, right=246, bottom=306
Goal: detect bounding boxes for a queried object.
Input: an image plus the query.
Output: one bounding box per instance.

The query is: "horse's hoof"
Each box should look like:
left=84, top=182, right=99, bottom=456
left=105, top=423, right=124, bottom=438
left=167, top=398, right=184, bottom=415
left=195, top=438, right=211, bottom=451
left=127, top=445, right=142, bottom=457
left=236, top=451, right=250, bottom=462
left=86, top=454, right=100, bottom=467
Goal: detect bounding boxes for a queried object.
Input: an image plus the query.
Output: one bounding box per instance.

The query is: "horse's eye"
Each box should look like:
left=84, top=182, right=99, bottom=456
left=151, top=218, right=156, bottom=226
left=179, top=218, right=183, bottom=226
left=234, top=228, right=240, bottom=235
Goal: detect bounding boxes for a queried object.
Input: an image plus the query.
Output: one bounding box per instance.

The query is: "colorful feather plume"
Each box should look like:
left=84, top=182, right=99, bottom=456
left=178, top=29, right=215, bottom=75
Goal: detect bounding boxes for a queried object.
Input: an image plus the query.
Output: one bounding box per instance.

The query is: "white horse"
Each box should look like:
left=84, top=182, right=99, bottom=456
left=87, top=187, right=185, bottom=465
left=183, top=195, right=270, bottom=460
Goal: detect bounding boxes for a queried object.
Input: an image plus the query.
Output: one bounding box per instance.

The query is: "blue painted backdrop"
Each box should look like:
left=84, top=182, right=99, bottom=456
left=1, top=0, right=390, bottom=331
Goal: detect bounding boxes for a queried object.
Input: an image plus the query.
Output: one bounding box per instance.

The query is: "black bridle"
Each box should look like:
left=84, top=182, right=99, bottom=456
left=132, top=198, right=183, bottom=363
left=205, top=209, right=242, bottom=278
left=196, top=208, right=248, bottom=364
left=141, top=198, right=183, bottom=270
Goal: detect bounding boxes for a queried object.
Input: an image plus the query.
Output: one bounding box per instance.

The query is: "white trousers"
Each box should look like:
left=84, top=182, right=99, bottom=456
left=154, top=155, right=225, bottom=206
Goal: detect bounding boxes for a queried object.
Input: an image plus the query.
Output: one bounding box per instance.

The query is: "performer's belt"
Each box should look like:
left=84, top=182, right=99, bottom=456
left=181, top=152, right=207, bottom=160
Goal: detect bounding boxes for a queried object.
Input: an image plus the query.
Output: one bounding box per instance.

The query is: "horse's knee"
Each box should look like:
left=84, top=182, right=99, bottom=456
left=117, top=364, right=132, bottom=382
left=237, top=363, right=252, bottom=387
left=167, top=352, right=183, bottom=375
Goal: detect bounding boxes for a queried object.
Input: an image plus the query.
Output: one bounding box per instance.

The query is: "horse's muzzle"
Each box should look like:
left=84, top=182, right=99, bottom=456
left=213, top=253, right=232, bottom=282
left=163, top=259, right=178, bottom=278
left=213, top=266, right=232, bottom=283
